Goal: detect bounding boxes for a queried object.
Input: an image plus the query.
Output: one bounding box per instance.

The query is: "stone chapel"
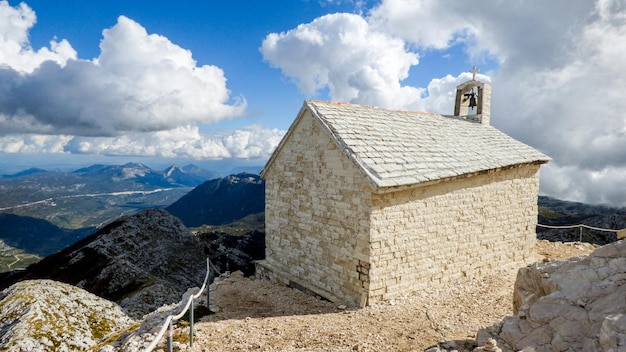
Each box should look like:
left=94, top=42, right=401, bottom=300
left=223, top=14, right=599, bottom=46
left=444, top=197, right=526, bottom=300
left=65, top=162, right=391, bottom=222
left=256, top=75, right=550, bottom=307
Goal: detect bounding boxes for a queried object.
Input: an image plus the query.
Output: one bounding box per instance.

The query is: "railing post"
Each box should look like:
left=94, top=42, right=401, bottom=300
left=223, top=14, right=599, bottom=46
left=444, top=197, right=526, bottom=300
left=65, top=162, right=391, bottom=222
left=189, top=299, right=195, bottom=347
left=167, top=320, right=173, bottom=352
left=580, top=226, right=583, bottom=242
left=206, top=272, right=211, bottom=307
left=143, top=257, right=213, bottom=352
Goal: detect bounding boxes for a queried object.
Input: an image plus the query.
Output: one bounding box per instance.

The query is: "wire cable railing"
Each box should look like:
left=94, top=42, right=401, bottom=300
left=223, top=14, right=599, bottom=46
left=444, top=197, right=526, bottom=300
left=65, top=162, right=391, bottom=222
left=143, top=257, right=213, bottom=352
left=537, top=223, right=626, bottom=242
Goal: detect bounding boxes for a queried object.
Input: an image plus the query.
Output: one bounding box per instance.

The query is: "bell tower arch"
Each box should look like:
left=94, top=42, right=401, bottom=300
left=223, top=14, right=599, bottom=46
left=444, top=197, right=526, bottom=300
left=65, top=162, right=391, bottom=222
left=454, top=66, right=491, bottom=125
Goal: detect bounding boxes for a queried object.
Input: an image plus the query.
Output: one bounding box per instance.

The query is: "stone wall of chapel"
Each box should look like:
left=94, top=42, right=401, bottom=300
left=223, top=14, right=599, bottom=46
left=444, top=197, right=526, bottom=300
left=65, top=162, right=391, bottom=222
left=366, top=165, right=541, bottom=305
left=262, top=110, right=372, bottom=305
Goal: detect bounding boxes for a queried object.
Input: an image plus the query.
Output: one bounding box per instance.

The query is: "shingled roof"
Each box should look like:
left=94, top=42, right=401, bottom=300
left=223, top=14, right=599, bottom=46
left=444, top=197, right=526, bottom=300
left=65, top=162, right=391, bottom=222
left=264, top=100, right=550, bottom=191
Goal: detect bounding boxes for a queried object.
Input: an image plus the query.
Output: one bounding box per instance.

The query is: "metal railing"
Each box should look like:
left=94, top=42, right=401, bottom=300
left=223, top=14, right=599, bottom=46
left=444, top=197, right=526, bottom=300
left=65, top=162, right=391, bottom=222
left=144, top=257, right=212, bottom=352
left=537, top=223, right=626, bottom=242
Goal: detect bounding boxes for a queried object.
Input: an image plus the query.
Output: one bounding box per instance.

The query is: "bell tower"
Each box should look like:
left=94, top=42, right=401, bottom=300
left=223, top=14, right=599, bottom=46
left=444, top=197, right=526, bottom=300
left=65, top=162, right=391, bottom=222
left=453, top=66, right=491, bottom=125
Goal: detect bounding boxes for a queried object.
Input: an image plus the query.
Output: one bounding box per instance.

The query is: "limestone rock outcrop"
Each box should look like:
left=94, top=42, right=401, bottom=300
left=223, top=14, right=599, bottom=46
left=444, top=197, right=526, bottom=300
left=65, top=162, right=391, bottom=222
left=0, top=279, right=136, bottom=351
left=481, top=240, right=626, bottom=351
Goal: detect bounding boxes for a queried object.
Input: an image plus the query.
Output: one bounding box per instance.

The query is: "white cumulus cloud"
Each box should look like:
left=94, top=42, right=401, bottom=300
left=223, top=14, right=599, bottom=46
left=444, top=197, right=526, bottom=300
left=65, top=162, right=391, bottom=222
left=0, top=1, right=76, bottom=73
left=0, top=125, right=286, bottom=160
left=261, top=12, right=425, bottom=110
left=0, top=3, right=246, bottom=137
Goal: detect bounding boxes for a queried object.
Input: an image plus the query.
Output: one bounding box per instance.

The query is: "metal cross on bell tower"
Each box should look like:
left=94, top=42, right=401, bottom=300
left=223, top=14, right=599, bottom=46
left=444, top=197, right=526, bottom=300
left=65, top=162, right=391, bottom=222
left=470, top=65, right=479, bottom=81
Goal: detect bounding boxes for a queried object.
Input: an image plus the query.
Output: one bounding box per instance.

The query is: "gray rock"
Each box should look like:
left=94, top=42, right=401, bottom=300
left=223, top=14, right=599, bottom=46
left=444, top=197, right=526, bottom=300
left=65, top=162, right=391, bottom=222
left=0, top=280, right=136, bottom=351
left=484, top=240, right=626, bottom=352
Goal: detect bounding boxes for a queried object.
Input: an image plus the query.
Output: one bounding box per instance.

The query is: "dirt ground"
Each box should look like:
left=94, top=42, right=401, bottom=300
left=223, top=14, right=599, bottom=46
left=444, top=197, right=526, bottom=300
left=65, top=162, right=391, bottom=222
left=182, top=240, right=596, bottom=352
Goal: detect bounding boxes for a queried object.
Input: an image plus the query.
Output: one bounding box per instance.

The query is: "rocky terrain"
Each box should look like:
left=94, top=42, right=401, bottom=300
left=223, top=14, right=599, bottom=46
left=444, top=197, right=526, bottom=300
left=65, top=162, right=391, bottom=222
left=0, top=208, right=207, bottom=319
left=0, top=205, right=266, bottom=351
left=0, top=280, right=135, bottom=351
left=479, top=239, right=626, bottom=351
left=194, top=212, right=265, bottom=276
left=0, top=223, right=620, bottom=351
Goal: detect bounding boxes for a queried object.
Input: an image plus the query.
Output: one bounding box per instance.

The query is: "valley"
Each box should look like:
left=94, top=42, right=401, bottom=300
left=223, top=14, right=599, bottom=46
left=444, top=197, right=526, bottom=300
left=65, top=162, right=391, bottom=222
left=0, top=165, right=265, bottom=272
left=0, top=186, right=191, bottom=229
left=0, top=163, right=208, bottom=229
left=0, top=163, right=217, bottom=271
left=0, top=240, right=40, bottom=271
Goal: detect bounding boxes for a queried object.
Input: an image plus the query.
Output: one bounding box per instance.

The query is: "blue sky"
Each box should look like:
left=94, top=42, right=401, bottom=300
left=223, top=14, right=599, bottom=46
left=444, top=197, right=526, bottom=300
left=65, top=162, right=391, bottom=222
left=1, top=0, right=626, bottom=206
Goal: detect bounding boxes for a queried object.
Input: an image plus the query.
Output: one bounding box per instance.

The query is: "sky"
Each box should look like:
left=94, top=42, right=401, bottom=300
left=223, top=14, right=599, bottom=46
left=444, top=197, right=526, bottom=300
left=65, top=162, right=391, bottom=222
left=0, top=0, right=625, bottom=207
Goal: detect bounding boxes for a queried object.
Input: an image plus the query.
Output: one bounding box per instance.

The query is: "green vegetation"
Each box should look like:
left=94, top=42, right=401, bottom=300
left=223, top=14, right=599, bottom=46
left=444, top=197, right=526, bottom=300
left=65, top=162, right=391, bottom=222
left=0, top=240, right=40, bottom=272
left=87, top=323, right=141, bottom=351
left=538, top=206, right=565, bottom=220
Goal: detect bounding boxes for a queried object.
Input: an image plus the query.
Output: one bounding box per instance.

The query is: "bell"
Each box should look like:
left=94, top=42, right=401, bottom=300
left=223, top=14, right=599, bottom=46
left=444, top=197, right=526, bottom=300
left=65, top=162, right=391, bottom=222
left=469, top=95, right=477, bottom=109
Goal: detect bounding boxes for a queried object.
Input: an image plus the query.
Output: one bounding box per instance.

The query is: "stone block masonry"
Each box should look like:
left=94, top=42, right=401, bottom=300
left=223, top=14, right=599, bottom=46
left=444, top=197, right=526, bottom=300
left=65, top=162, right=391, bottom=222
left=259, top=109, right=372, bottom=305
left=258, top=105, right=543, bottom=307
left=367, top=164, right=540, bottom=305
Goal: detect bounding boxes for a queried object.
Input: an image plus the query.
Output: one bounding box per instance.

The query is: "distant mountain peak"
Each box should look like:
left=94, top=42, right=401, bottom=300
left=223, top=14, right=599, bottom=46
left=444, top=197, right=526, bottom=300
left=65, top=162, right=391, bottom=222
left=224, top=172, right=263, bottom=184
left=121, top=161, right=147, bottom=168
left=116, top=163, right=151, bottom=180
left=2, top=167, right=49, bottom=178
left=166, top=173, right=264, bottom=227
left=163, top=165, right=184, bottom=177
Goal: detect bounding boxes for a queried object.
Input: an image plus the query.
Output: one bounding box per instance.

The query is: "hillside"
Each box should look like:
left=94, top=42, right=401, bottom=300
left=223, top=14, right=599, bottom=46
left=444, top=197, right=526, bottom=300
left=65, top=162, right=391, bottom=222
left=0, top=208, right=207, bottom=319
left=538, top=196, right=626, bottom=244
left=166, top=173, right=264, bottom=227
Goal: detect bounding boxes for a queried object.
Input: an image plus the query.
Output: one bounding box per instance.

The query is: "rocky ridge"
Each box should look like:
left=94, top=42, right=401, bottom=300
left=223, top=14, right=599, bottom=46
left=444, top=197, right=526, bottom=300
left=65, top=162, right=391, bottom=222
left=0, top=208, right=208, bottom=319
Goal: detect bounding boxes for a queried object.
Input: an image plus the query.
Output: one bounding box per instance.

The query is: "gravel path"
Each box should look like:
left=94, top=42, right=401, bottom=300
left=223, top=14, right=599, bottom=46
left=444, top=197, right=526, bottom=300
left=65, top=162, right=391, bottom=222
left=175, top=240, right=596, bottom=352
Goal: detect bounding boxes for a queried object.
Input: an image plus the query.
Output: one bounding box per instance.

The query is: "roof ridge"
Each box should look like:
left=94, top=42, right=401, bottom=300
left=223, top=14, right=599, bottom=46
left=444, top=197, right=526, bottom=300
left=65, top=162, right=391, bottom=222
left=307, top=100, right=438, bottom=117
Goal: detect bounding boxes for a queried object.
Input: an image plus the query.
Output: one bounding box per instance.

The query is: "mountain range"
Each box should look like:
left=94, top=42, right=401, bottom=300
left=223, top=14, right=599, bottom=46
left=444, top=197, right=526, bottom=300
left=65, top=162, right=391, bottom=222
left=0, top=162, right=217, bottom=229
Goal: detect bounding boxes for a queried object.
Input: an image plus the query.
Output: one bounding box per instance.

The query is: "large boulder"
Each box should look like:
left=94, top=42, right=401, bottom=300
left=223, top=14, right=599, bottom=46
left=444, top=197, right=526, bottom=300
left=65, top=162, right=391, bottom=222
left=481, top=240, right=626, bottom=351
